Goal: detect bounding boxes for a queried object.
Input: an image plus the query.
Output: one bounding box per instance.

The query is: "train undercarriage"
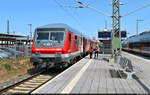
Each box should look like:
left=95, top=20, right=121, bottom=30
left=30, top=52, right=88, bottom=70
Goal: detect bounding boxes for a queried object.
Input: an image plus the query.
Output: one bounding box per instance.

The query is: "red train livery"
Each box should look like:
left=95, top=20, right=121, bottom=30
left=30, top=23, right=97, bottom=69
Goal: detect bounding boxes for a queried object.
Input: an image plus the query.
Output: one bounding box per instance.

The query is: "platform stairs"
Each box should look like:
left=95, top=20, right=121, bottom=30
left=102, top=40, right=112, bottom=54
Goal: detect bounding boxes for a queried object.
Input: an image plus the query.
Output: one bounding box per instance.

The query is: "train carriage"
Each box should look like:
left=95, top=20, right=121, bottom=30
left=30, top=23, right=92, bottom=69
left=122, top=31, right=150, bottom=56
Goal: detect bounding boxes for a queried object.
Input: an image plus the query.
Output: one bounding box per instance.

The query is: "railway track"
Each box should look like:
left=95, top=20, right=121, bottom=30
left=0, top=54, right=85, bottom=94
left=0, top=68, right=63, bottom=94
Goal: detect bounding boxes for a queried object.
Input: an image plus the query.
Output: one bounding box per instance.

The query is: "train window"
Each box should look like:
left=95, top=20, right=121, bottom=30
left=37, top=28, right=65, bottom=31
left=50, top=32, right=64, bottom=42
left=75, top=35, right=77, bottom=46
left=143, top=42, right=150, bottom=47
left=37, top=32, right=49, bottom=41
left=69, top=33, right=71, bottom=42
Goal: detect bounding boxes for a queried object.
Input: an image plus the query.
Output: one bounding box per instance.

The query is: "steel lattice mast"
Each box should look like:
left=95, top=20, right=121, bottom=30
left=112, top=0, right=121, bottom=57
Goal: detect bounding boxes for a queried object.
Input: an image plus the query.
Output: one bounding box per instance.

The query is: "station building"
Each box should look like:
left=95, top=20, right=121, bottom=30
left=0, top=33, right=32, bottom=46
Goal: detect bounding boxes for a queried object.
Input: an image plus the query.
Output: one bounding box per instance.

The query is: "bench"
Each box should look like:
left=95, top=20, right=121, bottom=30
left=119, top=56, right=135, bottom=79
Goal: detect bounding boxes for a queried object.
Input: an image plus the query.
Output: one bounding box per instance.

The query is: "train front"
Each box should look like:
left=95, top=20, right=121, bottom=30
left=30, top=27, right=67, bottom=69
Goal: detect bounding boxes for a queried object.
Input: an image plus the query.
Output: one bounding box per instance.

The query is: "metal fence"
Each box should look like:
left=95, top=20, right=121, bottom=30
left=0, top=44, right=32, bottom=60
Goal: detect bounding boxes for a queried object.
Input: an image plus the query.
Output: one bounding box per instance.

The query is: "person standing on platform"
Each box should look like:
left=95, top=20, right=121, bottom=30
left=89, top=45, right=93, bottom=59
left=94, top=44, right=100, bottom=59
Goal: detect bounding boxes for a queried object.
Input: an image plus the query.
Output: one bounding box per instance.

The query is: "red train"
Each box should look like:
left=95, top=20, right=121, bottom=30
left=30, top=23, right=97, bottom=69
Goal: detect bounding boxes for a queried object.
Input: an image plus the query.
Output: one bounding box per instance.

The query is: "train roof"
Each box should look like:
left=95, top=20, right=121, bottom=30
left=36, top=23, right=86, bottom=38
left=125, top=31, right=150, bottom=43
left=139, top=31, right=150, bottom=35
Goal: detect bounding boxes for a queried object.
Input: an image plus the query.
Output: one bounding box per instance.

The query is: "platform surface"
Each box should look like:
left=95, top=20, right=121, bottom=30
left=32, top=52, right=150, bottom=94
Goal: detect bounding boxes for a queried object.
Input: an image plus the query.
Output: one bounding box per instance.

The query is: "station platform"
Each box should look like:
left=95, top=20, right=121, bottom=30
left=32, top=52, right=150, bottom=94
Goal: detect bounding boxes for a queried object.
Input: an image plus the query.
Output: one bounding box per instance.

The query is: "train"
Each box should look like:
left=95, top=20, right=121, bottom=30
left=122, top=31, right=150, bottom=56
left=30, top=23, right=98, bottom=69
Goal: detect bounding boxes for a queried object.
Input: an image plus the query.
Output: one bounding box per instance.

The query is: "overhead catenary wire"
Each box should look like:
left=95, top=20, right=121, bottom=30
left=54, top=0, right=90, bottom=37
left=74, top=0, right=150, bottom=18
left=140, top=0, right=150, bottom=2
left=122, top=3, right=150, bottom=17
left=74, top=0, right=111, bottom=17
left=70, top=6, right=91, bottom=35
left=54, top=0, right=81, bottom=24
left=87, top=0, right=97, bottom=6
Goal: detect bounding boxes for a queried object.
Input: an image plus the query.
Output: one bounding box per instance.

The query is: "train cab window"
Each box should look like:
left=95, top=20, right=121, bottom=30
left=69, top=33, right=71, bottom=42
left=50, top=32, right=64, bottom=42
left=37, top=32, right=49, bottom=41
left=75, top=35, right=77, bottom=46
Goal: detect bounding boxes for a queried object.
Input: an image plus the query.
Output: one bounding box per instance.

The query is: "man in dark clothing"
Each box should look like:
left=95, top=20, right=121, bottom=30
left=94, top=45, right=100, bottom=59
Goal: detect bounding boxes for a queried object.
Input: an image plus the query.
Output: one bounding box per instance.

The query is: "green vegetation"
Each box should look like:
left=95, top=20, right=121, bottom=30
left=4, top=63, right=12, bottom=71
left=0, top=57, right=33, bottom=83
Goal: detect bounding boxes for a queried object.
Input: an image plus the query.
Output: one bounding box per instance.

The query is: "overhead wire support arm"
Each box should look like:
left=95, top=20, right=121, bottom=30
left=73, top=0, right=111, bottom=17
left=62, top=6, right=84, bottom=8
left=86, top=5, right=111, bottom=17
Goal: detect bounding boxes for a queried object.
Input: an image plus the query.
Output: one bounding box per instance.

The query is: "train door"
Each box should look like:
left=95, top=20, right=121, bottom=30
left=68, top=32, right=72, bottom=53
left=83, top=37, right=86, bottom=55
left=80, top=37, right=84, bottom=55
left=75, top=35, right=78, bottom=52
left=81, top=37, right=83, bottom=53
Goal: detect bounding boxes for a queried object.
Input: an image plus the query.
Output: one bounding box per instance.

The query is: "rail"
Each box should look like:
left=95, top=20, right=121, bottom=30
left=0, top=69, right=60, bottom=94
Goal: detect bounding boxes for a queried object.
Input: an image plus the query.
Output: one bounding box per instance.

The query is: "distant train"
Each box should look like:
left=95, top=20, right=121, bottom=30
left=122, top=31, right=150, bottom=56
left=30, top=23, right=97, bottom=69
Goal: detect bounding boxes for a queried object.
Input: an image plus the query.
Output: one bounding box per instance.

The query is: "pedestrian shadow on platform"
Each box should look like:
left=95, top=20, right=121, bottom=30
left=84, top=56, right=110, bottom=63
left=94, top=57, right=109, bottom=62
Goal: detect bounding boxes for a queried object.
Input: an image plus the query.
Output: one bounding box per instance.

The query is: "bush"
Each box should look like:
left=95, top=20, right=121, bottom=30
left=4, top=64, right=12, bottom=71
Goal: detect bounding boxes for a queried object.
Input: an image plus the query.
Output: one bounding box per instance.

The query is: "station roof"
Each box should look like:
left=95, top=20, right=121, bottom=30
left=0, top=33, right=27, bottom=41
left=0, top=33, right=26, bottom=37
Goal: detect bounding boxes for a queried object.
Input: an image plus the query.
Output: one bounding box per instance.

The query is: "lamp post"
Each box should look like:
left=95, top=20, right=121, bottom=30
left=28, top=24, right=32, bottom=45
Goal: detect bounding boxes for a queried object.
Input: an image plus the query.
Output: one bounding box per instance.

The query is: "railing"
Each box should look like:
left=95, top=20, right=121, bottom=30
left=0, top=44, right=32, bottom=60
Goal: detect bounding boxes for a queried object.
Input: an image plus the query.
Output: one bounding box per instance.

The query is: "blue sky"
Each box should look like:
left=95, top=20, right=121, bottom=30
left=0, top=0, right=150, bottom=39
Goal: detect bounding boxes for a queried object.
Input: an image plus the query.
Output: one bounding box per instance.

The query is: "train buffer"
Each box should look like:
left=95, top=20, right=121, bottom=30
left=119, top=56, right=135, bottom=79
